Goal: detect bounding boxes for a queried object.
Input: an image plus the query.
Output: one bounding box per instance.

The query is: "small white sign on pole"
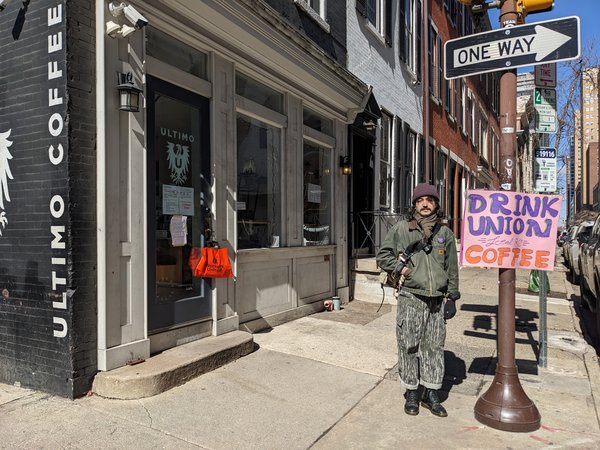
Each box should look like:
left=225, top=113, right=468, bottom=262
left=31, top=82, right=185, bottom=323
left=534, top=147, right=557, bottom=193
left=534, top=88, right=557, bottom=133
left=535, top=63, right=557, bottom=87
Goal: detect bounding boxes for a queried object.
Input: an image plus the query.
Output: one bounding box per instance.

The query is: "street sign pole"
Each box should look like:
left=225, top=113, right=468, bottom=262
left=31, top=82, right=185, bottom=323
left=473, top=0, right=541, bottom=433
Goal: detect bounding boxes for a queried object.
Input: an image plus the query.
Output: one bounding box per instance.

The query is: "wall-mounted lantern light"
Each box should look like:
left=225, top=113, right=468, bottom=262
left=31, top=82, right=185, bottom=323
left=340, top=155, right=352, bottom=175
left=117, top=72, right=142, bottom=112
left=363, top=120, right=377, bottom=132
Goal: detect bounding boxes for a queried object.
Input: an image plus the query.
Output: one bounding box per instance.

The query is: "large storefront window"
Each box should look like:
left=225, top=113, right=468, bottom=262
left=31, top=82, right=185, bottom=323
left=303, top=143, right=331, bottom=246
left=237, top=115, right=282, bottom=249
left=146, top=27, right=208, bottom=80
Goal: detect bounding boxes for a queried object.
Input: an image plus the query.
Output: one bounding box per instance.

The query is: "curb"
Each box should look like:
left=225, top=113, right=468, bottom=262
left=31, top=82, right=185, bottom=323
left=565, top=279, right=600, bottom=429
left=92, top=330, right=254, bottom=399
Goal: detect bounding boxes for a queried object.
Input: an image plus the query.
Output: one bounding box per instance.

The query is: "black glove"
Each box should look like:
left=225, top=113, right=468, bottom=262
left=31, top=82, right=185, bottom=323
left=443, top=299, right=456, bottom=320
left=447, top=291, right=461, bottom=302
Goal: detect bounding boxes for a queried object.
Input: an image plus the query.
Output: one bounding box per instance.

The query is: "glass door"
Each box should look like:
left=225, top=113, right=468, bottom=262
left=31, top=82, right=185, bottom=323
left=147, top=76, right=211, bottom=333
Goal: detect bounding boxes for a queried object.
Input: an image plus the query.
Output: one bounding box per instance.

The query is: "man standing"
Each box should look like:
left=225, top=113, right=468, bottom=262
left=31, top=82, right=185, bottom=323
left=376, top=183, right=460, bottom=417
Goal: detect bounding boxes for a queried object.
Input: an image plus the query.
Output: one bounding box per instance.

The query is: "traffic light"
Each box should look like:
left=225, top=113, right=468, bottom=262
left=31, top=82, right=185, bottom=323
left=517, top=0, right=554, bottom=18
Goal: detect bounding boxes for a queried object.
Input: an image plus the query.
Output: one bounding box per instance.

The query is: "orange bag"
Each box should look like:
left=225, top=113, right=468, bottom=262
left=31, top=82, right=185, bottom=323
left=191, top=246, right=233, bottom=278
left=188, top=247, right=203, bottom=272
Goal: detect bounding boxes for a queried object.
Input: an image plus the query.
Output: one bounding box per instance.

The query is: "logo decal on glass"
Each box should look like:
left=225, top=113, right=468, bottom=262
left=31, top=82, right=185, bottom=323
left=0, top=129, right=14, bottom=236
left=166, top=142, right=190, bottom=185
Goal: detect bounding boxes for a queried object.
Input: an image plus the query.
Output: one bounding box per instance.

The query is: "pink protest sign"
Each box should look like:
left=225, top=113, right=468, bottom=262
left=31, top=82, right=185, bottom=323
left=460, top=190, right=562, bottom=271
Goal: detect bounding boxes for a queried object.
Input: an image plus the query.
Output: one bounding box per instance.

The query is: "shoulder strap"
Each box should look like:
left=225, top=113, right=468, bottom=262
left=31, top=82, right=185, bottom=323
left=404, top=221, right=443, bottom=256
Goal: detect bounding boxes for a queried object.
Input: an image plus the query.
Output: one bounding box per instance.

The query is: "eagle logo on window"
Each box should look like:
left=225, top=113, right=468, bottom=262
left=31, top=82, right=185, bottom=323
left=0, top=129, right=14, bottom=236
left=166, top=141, right=190, bottom=185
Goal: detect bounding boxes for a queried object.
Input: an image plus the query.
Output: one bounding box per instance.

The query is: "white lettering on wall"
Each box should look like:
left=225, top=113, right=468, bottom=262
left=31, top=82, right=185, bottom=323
left=47, top=3, right=67, bottom=340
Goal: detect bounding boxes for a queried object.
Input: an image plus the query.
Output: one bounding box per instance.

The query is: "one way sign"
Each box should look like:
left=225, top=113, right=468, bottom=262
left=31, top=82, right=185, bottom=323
left=444, top=16, right=580, bottom=80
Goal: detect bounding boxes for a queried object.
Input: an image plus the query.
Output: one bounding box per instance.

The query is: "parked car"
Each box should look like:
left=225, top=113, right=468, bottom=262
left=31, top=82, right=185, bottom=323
left=562, top=225, right=579, bottom=268
left=580, top=215, right=600, bottom=311
left=557, top=229, right=569, bottom=247
left=568, top=220, right=594, bottom=285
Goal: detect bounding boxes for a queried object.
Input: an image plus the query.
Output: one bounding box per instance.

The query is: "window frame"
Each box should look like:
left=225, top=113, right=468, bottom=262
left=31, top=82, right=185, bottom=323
left=295, top=0, right=330, bottom=32
left=380, top=112, right=393, bottom=208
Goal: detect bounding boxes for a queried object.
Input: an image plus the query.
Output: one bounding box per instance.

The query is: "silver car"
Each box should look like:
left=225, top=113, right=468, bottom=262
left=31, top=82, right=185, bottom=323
left=581, top=215, right=600, bottom=311
left=568, top=221, right=595, bottom=285
left=562, top=225, right=579, bottom=269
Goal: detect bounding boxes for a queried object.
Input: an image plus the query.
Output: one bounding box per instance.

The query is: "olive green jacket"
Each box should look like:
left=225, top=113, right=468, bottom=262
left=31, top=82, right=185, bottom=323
left=376, top=218, right=459, bottom=298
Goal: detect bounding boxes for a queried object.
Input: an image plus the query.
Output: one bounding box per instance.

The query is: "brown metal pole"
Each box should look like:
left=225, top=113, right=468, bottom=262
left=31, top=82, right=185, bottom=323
left=473, top=0, right=541, bottom=432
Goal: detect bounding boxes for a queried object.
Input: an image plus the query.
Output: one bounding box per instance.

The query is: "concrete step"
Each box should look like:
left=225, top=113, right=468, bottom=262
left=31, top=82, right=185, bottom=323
left=353, top=278, right=397, bottom=305
left=354, top=258, right=379, bottom=273
left=92, top=330, right=254, bottom=400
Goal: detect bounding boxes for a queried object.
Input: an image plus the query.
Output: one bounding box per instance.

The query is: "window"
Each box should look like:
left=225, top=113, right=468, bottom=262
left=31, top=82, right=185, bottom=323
left=308, top=0, right=325, bottom=18
left=295, top=0, right=329, bottom=31
left=436, top=149, right=447, bottom=212
left=469, top=94, right=476, bottom=145
left=304, top=108, right=333, bottom=135
left=396, top=123, right=415, bottom=212
left=459, top=79, right=465, bottom=131
left=365, top=0, right=392, bottom=44
left=444, top=0, right=458, bottom=27
left=303, top=143, right=332, bottom=246
left=237, top=115, right=282, bottom=249
left=380, top=113, right=392, bottom=208
left=403, top=130, right=416, bottom=208
left=444, top=78, right=453, bottom=116
left=429, top=24, right=443, bottom=100
left=399, top=0, right=422, bottom=78
left=146, top=27, right=208, bottom=79
left=479, top=112, right=489, bottom=161
left=236, top=72, right=284, bottom=113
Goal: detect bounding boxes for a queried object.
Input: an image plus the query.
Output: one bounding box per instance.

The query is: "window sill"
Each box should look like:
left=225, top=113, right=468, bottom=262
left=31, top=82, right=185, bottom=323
left=365, top=20, right=386, bottom=46
left=294, top=0, right=330, bottom=33
left=429, top=94, right=441, bottom=106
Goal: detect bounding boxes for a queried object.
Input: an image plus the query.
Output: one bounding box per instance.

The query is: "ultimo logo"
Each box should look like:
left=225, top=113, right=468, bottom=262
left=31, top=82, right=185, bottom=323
left=0, top=129, right=14, bottom=236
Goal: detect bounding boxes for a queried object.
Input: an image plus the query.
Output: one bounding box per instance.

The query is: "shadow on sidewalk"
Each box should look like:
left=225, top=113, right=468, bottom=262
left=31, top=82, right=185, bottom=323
left=441, top=350, right=467, bottom=400
left=460, top=303, right=540, bottom=359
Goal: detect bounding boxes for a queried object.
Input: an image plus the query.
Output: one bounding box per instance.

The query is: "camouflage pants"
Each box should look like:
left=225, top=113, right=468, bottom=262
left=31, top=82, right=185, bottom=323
left=395, top=289, right=446, bottom=390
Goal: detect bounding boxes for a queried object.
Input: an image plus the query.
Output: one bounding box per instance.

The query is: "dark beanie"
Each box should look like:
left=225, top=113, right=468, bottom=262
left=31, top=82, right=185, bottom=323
left=412, top=183, right=439, bottom=204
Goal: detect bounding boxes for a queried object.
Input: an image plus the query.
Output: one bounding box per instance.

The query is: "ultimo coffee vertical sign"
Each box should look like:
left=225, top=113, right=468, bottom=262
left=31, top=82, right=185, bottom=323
left=47, top=2, right=68, bottom=340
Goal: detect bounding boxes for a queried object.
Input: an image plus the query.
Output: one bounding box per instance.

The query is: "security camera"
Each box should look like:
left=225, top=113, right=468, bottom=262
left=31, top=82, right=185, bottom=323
left=0, top=0, right=13, bottom=11
left=109, top=2, right=148, bottom=29
left=122, top=4, right=148, bottom=29
left=106, top=20, right=121, bottom=38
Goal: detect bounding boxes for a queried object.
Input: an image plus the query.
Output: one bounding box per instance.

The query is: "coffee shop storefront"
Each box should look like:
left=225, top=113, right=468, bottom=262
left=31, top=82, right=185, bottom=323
left=97, top=0, right=370, bottom=374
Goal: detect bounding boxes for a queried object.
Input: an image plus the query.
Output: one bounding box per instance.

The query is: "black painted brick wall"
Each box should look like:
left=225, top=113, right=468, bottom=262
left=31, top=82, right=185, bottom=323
left=0, top=0, right=97, bottom=398
left=65, top=0, right=97, bottom=398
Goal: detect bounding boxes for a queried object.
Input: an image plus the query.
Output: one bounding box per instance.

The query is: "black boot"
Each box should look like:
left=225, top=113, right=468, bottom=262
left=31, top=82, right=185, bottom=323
left=421, top=388, right=447, bottom=417
left=404, top=389, right=420, bottom=415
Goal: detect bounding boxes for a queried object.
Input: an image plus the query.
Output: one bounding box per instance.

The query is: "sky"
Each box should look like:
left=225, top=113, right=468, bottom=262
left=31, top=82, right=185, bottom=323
left=487, top=2, right=598, bottom=226
left=487, top=0, right=598, bottom=51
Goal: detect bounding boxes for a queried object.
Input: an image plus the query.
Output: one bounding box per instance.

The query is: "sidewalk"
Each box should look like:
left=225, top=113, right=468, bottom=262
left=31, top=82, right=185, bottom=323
left=0, top=261, right=599, bottom=448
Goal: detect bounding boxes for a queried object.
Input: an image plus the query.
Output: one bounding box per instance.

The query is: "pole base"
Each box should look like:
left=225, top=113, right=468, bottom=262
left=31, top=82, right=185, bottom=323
left=474, top=364, right=541, bottom=432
